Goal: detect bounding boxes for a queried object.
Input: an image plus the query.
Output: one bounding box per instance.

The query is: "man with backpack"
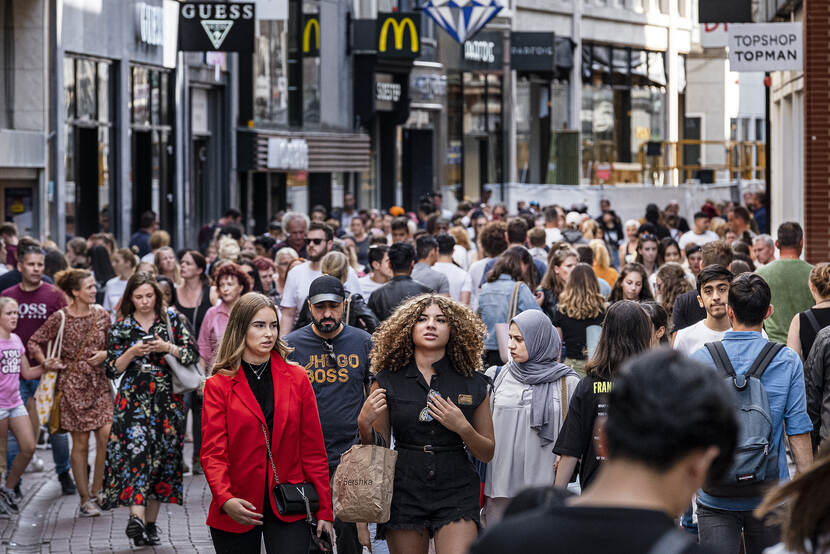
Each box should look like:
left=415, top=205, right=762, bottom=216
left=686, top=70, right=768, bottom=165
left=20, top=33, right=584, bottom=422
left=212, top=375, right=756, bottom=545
left=691, top=273, right=813, bottom=554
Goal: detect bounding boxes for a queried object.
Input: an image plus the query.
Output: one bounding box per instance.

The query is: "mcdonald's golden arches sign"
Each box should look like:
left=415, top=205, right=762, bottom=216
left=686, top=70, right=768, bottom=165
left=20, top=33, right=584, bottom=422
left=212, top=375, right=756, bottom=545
left=303, top=14, right=320, bottom=57
left=377, top=12, right=420, bottom=59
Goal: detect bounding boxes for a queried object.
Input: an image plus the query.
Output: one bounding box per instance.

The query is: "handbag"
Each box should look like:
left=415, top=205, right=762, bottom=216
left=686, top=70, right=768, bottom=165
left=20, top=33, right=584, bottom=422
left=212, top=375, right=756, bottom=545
left=163, top=314, right=204, bottom=394
left=261, top=423, right=320, bottom=516
left=495, top=282, right=522, bottom=364
left=35, top=310, right=65, bottom=426
left=332, top=444, right=398, bottom=523
left=50, top=309, right=98, bottom=434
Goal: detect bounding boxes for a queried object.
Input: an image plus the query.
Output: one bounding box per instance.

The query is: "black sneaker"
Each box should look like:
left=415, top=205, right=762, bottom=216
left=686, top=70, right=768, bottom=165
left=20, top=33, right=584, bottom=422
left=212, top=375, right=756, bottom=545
left=58, top=471, right=76, bottom=496
left=145, top=522, right=162, bottom=545
left=0, top=486, right=19, bottom=514
left=13, top=481, right=21, bottom=501
left=125, top=515, right=149, bottom=546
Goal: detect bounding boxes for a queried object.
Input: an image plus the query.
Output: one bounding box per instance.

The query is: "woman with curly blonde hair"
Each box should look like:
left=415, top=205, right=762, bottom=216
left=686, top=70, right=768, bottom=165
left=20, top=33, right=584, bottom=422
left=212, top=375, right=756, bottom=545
left=553, top=263, right=607, bottom=376
left=358, top=294, right=494, bottom=554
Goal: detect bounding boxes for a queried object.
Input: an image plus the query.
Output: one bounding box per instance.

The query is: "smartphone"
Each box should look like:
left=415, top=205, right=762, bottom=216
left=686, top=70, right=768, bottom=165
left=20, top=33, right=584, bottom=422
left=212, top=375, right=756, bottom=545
left=141, top=334, right=155, bottom=343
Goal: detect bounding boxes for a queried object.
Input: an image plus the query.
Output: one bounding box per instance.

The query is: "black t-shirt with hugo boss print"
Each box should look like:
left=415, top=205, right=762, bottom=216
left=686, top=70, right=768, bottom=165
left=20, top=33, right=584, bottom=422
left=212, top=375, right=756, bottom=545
left=553, top=374, right=613, bottom=490
left=283, top=324, right=371, bottom=468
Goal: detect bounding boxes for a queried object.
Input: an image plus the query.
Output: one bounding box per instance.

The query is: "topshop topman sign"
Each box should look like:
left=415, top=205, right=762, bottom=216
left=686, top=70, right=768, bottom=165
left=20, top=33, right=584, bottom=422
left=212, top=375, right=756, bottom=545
left=727, top=23, right=803, bottom=72
left=179, top=2, right=255, bottom=52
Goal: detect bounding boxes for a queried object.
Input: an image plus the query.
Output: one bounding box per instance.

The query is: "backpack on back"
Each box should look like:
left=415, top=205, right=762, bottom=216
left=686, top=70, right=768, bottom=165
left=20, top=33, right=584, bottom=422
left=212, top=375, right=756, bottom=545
left=702, top=340, right=784, bottom=498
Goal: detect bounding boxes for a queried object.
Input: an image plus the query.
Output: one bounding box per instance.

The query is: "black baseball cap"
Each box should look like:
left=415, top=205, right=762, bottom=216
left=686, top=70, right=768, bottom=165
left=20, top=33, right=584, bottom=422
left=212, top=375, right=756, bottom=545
left=308, top=275, right=345, bottom=305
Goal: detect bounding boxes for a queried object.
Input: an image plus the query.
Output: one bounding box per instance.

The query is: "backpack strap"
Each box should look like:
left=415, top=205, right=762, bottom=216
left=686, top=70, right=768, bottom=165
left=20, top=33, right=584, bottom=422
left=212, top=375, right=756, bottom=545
left=646, top=529, right=692, bottom=554
left=805, top=309, right=821, bottom=335
left=705, top=341, right=736, bottom=377
left=746, top=342, right=785, bottom=380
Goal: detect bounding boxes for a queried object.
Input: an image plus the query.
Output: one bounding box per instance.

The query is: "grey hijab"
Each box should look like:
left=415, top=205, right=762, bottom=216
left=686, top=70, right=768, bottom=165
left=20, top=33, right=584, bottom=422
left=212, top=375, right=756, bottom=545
left=505, top=310, right=577, bottom=446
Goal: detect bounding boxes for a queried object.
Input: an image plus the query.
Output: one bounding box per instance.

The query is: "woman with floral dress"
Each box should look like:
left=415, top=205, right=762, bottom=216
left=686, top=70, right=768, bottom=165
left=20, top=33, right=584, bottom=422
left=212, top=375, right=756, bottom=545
left=102, top=272, right=199, bottom=547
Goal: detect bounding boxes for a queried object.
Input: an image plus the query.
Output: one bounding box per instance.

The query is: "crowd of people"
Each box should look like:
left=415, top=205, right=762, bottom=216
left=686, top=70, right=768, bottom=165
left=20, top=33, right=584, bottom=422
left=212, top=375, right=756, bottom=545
left=0, top=188, right=826, bottom=553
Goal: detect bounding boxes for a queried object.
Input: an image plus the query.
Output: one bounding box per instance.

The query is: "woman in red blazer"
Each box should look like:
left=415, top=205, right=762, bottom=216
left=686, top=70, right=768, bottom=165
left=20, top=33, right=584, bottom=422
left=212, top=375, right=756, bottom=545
left=201, top=292, right=333, bottom=552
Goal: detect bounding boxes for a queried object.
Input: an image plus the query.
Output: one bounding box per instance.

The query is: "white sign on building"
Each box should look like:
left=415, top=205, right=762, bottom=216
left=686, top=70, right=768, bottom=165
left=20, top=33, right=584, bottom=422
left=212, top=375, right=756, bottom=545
left=267, top=138, right=309, bottom=170
left=727, top=23, right=803, bottom=72
left=256, top=0, right=287, bottom=20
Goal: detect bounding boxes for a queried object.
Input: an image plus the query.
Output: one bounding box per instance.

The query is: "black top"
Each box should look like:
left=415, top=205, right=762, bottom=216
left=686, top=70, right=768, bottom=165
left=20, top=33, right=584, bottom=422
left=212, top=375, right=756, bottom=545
left=553, top=375, right=612, bottom=489
left=242, top=360, right=275, bottom=435
left=471, top=504, right=715, bottom=554
left=552, top=309, right=605, bottom=361
left=367, top=275, right=432, bottom=322
left=283, top=324, right=372, bottom=467
left=671, top=289, right=706, bottom=334
left=175, top=285, right=213, bottom=339
left=799, top=307, right=830, bottom=358
left=375, top=356, right=488, bottom=448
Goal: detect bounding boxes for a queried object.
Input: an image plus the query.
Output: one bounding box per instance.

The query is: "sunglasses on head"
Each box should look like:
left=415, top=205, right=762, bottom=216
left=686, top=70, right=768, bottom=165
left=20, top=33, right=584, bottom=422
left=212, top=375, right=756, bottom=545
left=639, top=233, right=658, bottom=242
left=305, top=238, right=325, bottom=246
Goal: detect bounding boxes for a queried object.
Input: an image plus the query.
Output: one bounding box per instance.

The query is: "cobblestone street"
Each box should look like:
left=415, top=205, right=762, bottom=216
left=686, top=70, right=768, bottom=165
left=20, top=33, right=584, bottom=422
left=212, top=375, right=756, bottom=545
left=0, top=441, right=212, bottom=553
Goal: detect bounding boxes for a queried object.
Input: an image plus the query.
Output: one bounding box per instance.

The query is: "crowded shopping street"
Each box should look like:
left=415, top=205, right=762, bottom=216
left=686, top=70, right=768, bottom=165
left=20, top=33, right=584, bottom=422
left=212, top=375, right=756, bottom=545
left=1, top=0, right=830, bottom=553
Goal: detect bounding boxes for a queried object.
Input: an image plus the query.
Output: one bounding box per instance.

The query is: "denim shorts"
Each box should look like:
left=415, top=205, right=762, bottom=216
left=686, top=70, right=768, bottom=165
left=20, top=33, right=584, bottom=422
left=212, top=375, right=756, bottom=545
left=0, top=404, right=29, bottom=420
left=19, top=379, right=40, bottom=404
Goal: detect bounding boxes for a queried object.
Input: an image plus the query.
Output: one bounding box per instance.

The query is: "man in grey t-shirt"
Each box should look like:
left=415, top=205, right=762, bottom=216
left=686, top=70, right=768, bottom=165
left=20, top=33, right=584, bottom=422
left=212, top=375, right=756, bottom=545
left=411, top=235, right=450, bottom=295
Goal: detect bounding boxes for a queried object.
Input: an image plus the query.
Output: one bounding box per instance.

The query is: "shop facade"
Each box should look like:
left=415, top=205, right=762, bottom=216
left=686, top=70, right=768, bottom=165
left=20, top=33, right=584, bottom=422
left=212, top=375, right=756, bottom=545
left=238, top=0, right=370, bottom=228
left=54, top=0, right=179, bottom=245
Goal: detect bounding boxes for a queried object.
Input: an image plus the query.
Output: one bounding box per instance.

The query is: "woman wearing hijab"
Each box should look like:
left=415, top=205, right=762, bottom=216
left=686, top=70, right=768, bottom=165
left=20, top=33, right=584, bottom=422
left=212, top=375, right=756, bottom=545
left=482, top=310, right=580, bottom=526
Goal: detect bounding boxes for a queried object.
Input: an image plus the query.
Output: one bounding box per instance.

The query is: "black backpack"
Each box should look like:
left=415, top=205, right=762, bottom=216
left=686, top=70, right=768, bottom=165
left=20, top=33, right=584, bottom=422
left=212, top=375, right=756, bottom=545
left=703, top=341, right=784, bottom=498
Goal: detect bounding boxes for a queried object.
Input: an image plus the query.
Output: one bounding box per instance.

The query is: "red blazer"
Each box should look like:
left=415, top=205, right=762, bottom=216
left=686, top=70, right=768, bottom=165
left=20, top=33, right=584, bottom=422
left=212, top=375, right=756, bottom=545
left=201, top=351, right=333, bottom=533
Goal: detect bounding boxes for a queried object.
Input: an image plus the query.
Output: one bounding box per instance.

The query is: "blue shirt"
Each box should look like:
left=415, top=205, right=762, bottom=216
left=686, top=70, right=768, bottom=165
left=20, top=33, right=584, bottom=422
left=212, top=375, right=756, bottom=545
left=477, top=274, right=541, bottom=350
left=479, top=256, right=547, bottom=287
left=691, top=331, right=813, bottom=511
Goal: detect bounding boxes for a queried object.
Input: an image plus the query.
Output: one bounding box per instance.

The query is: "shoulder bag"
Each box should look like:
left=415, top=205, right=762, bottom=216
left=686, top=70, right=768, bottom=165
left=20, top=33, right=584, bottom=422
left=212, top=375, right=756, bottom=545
left=50, top=309, right=98, bottom=434
left=495, top=282, right=522, bottom=364
left=35, top=309, right=66, bottom=427
left=164, top=313, right=204, bottom=394
left=261, top=423, right=321, bottom=515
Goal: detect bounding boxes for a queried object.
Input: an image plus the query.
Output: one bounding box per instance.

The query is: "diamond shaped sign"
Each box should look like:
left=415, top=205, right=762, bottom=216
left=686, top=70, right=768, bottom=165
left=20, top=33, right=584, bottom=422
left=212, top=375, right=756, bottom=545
left=201, top=20, right=234, bottom=50
left=421, top=0, right=504, bottom=44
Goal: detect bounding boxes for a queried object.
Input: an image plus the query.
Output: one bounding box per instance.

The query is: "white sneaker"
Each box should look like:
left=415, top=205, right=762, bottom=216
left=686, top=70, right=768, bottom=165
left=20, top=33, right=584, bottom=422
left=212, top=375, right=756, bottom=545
left=79, top=499, right=101, bottom=517
left=24, top=456, right=44, bottom=473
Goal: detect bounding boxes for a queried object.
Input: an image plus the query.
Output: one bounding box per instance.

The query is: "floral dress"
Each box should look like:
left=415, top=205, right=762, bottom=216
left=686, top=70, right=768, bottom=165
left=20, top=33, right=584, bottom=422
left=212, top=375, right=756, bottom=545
left=28, top=306, right=112, bottom=432
left=101, top=308, right=199, bottom=509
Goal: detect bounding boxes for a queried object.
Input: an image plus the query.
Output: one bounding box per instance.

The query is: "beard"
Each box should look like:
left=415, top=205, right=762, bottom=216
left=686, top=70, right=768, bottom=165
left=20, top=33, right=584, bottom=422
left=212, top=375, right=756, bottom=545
left=308, top=249, right=326, bottom=262
left=312, top=314, right=341, bottom=334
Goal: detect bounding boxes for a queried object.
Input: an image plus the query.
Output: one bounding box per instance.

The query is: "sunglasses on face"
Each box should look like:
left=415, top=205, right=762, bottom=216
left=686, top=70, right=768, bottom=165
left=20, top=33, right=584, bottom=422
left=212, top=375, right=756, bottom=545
left=305, top=238, right=325, bottom=246
left=321, top=339, right=337, bottom=366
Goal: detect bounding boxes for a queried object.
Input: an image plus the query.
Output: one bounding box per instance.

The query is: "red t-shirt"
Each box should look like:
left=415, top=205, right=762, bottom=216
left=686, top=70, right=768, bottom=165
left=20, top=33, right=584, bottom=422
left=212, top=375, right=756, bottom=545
left=2, top=283, right=68, bottom=364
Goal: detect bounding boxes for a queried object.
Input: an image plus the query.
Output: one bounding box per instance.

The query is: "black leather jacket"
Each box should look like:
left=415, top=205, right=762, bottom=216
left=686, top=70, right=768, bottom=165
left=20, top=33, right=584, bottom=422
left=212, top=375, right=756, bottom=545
left=295, top=292, right=380, bottom=333
left=367, top=275, right=432, bottom=322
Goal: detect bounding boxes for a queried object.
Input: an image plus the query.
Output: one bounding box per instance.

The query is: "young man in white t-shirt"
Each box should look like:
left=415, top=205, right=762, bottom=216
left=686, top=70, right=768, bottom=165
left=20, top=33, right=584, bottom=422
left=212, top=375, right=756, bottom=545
left=358, top=244, right=391, bottom=299
left=678, top=212, right=720, bottom=251
left=432, top=234, right=473, bottom=305
left=673, top=264, right=734, bottom=356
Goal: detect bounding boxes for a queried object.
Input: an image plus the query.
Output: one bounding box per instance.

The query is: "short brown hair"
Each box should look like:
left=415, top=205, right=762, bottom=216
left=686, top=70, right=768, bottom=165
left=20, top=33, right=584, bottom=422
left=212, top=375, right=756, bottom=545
left=528, top=227, right=546, bottom=248
left=701, top=240, right=733, bottom=267
left=479, top=221, right=508, bottom=258
left=53, top=268, right=92, bottom=298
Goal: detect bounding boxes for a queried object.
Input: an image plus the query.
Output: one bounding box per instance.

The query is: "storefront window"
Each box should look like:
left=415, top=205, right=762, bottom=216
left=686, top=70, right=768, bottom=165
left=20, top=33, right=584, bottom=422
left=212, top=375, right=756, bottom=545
left=581, top=42, right=667, bottom=183
left=98, top=62, right=109, bottom=123
left=76, top=59, right=97, bottom=121
left=254, top=20, right=288, bottom=125
left=132, top=66, right=150, bottom=126
left=64, top=58, right=75, bottom=120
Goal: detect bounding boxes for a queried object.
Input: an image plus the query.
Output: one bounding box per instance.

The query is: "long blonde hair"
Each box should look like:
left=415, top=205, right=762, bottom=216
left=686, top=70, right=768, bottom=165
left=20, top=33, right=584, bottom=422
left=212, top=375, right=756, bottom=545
left=210, top=293, right=295, bottom=377
left=589, top=239, right=611, bottom=271
left=557, top=263, right=606, bottom=319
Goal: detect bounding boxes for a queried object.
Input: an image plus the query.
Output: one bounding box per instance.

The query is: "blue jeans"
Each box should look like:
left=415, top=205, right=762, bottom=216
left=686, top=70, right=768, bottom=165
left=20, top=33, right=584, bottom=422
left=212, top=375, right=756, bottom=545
left=8, top=378, right=70, bottom=475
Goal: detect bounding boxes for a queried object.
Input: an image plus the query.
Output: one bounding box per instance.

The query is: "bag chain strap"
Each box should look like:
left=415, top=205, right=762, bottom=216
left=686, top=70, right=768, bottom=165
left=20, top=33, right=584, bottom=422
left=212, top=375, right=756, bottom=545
left=261, top=423, right=314, bottom=521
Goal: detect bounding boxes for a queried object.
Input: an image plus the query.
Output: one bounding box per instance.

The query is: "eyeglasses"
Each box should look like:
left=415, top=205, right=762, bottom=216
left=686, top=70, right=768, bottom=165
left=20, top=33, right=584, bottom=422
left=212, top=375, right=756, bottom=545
left=305, top=238, right=325, bottom=246
left=418, top=389, right=441, bottom=422
left=321, top=339, right=337, bottom=366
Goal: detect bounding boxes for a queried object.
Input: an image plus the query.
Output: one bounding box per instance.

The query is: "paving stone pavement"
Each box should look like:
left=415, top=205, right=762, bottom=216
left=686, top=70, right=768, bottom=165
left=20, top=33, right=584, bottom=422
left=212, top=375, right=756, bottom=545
left=0, top=440, right=214, bottom=553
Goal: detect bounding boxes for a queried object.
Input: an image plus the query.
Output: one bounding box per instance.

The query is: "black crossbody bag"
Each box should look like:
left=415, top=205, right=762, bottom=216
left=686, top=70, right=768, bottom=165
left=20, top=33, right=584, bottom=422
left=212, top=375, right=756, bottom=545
left=261, top=424, right=320, bottom=516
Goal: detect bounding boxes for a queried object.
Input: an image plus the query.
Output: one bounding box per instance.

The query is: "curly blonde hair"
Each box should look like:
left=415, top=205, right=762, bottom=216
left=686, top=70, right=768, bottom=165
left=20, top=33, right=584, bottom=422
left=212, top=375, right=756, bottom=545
left=369, top=294, right=485, bottom=377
